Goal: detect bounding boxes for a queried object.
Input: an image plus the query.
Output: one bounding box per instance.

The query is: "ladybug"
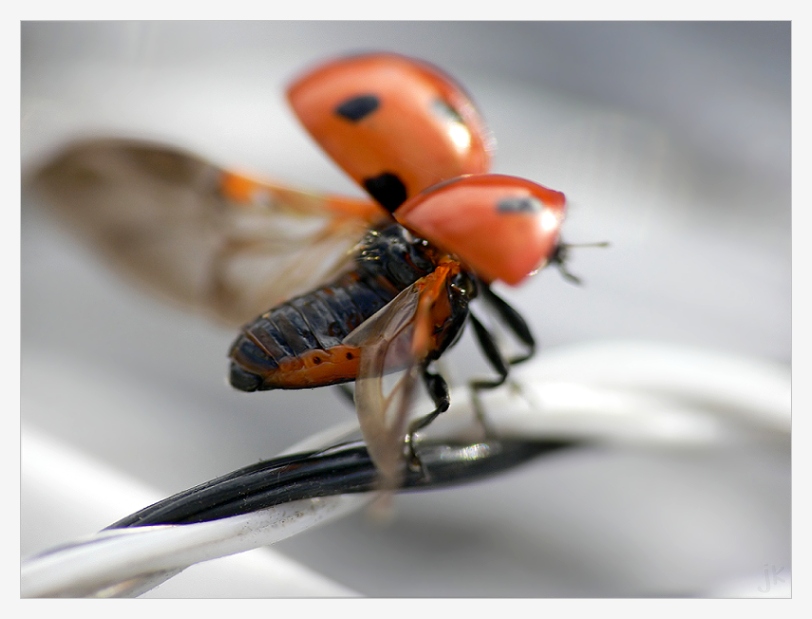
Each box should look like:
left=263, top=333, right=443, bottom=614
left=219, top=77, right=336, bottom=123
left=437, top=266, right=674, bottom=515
left=32, top=52, right=569, bottom=486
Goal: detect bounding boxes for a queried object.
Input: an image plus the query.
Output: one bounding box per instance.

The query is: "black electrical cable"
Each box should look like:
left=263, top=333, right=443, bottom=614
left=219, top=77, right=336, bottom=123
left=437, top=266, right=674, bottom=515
left=108, top=438, right=579, bottom=528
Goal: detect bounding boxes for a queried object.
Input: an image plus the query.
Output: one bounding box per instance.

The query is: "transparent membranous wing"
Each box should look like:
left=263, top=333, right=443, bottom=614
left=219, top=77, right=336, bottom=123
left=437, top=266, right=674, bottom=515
left=344, top=264, right=462, bottom=487
left=28, top=138, right=385, bottom=326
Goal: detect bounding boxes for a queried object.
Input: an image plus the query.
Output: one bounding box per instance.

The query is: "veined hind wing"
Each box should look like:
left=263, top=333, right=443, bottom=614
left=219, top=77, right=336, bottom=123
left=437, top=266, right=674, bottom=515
left=27, top=138, right=388, bottom=326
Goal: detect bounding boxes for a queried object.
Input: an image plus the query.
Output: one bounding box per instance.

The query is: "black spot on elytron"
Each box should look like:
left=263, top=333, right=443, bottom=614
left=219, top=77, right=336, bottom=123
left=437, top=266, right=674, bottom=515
left=346, top=352, right=354, bottom=360
left=335, top=95, right=380, bottom=121
left=431, top=98, right=465, bottom=125
left=497, top=196, right=543, bottom=214
left=363, top=173, right=408, bottom=212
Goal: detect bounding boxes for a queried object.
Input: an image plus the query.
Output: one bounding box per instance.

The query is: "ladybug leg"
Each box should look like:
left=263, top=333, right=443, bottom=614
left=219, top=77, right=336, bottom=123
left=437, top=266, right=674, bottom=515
left=475, top=286, right=542, bottom=415
left=479, top=284, right=536, bottom=364
left=406, top=366, right=450, bottom=470
left=469, top=308, right=538, bottom=428
left=468, top=314, right=512, bottom=435
left=412, top=366, right=451, bottom=433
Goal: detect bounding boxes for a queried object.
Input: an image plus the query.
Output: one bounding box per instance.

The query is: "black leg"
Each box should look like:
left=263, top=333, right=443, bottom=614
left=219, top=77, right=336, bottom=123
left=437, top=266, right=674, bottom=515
left=469, top=314, right=510, bottom=391
left=479, top=284, right=536, bottom=364
left=468, top=313, right=519, bottom=436
left=410, top=367, right=450, bottom=434
left=406, top=366, right=451, bottom=469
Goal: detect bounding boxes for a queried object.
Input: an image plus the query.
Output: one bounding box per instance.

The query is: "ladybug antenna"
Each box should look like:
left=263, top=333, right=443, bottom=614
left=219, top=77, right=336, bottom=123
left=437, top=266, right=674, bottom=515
left=550, top=241, right=610, bottom=285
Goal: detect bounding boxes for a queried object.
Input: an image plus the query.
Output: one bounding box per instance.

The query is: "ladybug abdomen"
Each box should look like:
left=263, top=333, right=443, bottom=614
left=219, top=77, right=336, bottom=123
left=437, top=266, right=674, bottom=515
left=229, top=225, right=435, bottom=392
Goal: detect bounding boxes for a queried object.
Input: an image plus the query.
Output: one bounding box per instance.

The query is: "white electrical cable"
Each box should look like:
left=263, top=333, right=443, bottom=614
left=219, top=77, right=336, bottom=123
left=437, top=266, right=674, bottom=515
left=428, top=340, right=790, bottom=450
left=20, top=426, right=365, bottom=598
left=21, top=495, right=368, bottom=598
left=20, top=340, right=791, bottom=598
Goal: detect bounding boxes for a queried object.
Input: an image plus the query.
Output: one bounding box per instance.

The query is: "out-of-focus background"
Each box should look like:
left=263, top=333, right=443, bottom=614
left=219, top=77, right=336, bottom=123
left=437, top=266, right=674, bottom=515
left=21, top=22, right=790, bottom=597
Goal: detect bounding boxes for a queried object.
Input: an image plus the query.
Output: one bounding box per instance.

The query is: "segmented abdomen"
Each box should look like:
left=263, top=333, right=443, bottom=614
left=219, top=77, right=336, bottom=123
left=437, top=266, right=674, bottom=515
left=229, top=224, right=437, bottom=391
left=229, top=270, right=400, bottom=391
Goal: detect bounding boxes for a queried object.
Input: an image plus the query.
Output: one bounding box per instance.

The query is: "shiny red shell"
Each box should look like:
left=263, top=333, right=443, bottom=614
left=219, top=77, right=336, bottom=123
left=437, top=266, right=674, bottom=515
left=288, top=53, right=567, bottom=287
left=288, top=53, right=492, bottom=212
left=395, top=175, right=566, bottom=286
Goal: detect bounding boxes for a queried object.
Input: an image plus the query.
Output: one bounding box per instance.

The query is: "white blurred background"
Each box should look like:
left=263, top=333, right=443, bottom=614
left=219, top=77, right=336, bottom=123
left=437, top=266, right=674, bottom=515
left=21, top=22, right=790, bottom=597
